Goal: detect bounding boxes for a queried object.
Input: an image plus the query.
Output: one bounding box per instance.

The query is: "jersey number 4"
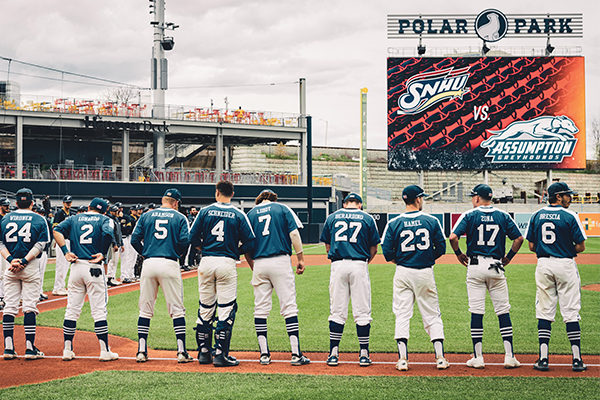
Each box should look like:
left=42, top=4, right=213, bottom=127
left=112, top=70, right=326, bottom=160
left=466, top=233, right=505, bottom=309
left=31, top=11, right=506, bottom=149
left=211, top=220, right=225, bottom=242
left=334, top=221, right=362, bottom=243
left=4, top=222, right=32, bottom=243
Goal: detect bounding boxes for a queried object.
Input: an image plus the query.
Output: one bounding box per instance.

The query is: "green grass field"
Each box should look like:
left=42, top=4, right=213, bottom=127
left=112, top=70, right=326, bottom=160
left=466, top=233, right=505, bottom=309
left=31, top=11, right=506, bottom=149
left=4, top=240, right=599, bottom=398
left=1, top=371, right=598, bottom=400
left=30, top=262, right=599, bottom=355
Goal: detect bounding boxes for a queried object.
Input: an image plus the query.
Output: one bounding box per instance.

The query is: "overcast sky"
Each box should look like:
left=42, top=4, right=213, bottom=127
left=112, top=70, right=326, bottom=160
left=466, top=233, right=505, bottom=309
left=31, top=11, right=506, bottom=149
left=1, top=0, right=599, bottom=158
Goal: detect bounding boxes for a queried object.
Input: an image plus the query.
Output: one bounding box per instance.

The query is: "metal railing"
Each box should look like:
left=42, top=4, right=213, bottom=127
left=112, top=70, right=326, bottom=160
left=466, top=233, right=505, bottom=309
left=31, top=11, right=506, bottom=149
left=0, top=94, right=300, bottom=128
left=0, top=163, right=318, bottom=186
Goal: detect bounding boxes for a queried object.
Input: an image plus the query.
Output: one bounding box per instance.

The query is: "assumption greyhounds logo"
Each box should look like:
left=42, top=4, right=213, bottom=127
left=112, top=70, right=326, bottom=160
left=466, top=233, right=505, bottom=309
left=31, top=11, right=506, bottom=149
left=481, top=116, right=579, bottom=163
left=397, top=67, right=471, bottom=115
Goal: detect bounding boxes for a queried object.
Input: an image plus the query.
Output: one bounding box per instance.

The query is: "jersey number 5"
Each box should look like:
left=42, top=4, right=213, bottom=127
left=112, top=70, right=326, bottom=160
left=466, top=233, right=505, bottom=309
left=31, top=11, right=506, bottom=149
left=154, top=219, right=168, bottom=240
left=5, top=222, right=32, bottom=243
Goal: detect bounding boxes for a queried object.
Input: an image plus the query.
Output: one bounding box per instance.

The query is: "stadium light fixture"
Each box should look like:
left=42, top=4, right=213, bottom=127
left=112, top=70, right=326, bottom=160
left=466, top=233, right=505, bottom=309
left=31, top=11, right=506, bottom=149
left=417, top=36, right=426, bottom=56
left=482, top=42, right=490, bottom=56
left=545, top=36, right=555, bottom=56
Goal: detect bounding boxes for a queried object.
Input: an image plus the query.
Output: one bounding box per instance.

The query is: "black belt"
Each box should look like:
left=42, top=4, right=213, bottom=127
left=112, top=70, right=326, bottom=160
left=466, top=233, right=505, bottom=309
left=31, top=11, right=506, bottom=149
left=469, top=256, right=504, bottom=273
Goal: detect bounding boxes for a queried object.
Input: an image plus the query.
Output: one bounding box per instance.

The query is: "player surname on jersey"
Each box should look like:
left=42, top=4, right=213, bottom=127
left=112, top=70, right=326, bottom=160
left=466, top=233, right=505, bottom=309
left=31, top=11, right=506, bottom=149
left=207, top=210, right=236, bottom=219
left=540, top=214, right=560, bottom=220
left=335, top=213, right=364, bottom=220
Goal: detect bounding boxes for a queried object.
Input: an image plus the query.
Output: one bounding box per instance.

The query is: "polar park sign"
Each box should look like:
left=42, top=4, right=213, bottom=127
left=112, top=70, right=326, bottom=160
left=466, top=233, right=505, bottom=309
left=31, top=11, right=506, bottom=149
left=387, top=56, right=586, bottom=170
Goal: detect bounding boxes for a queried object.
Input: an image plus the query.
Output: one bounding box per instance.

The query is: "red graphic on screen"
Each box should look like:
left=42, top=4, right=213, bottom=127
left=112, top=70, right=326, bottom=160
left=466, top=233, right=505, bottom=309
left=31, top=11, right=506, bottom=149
left=387, top=57, right=586, bottom=170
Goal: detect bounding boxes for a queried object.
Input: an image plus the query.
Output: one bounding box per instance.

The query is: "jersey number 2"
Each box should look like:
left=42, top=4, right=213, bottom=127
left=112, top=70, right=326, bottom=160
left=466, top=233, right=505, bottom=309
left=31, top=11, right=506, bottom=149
left=80, top=224, right=94, bottom=244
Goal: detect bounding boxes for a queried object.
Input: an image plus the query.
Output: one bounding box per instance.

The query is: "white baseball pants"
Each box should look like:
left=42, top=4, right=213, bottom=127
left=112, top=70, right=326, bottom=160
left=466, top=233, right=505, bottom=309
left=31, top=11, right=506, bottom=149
left=138, top=258, right=185, bottom=319
left=38, top=251, right=48, bottom=295
left=120, top=236, right=136, bottom=281
left=252, top=255, right=298, bottom=319
left=328, top=260, right=372, bottom=326
left=535, top=257, right=581, bottom=323
left=466, top=256, right=511, bottom=316
left=2, top=259, right=41, bottom=316
left=64, top=260, right=108, bottom=322
left=196, top=256, right=237, bottom=323
left=393, top=265, right=445, bottom=341
left=53, top=240, right=70, bottom=292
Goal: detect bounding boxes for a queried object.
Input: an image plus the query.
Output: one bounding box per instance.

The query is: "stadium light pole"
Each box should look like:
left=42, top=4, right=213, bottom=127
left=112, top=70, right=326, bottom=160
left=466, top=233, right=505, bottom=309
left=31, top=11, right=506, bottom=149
left=149, top=0, right=178, bottom=169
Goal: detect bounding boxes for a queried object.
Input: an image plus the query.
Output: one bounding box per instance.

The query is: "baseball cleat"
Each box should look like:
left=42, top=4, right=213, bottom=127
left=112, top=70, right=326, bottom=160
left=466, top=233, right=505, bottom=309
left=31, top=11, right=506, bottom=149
left=197, top=351, right=213, bottom=365
left=0, top=297, right=5, bottom=310
left=466, top=356, right=485, bottom=369
left=3, top=349, right=17, bottom=360
left=100, top=350, right=119, bottom=362
left=503, top=355, right=521, bottom=369
left=396, top=358, right=409, bottom=371
left=291, top=354, right=310, bottom=366
left=176, top=351, right=193, bottom=363
left=533, top=358, right=549, bottom=371
left=259, top=353, right=271, bottom=365
left=572, top=359, right=587, bottom=372
left=39, top=294, right=48, bottom=301
left=62, top=349, right=75, bottom=361
left=436, top=357, right=450, bottom=370
left=24, top=347, right=45, bottom=360
left=213, top=354, right=239, bottom=367
left=326, top=354, right=339, bottom=367
left=136, top=351, right=148, bottom=363
left=359, top=355, right=372, bottom=367
left=52, top=288, right=68, bottom=296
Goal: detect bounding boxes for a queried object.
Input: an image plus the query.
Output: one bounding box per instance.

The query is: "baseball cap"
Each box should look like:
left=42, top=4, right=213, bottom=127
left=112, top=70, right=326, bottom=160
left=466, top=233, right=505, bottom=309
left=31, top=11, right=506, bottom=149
left=78, top=205, right=88, bottom=212
left=109, top=204, right=119, bottom=212
left=148, top=203, right=157, bottom=209
left=164, top=188, right=182, bottom=203
left=16, top=188, right=33, bottom=202
left=402, top=185, right=427, bottom=201
left=469, top=184, right=493, bottom=200
left=0, top=198, right=9, bottom=207
left=115, top=202, right=123, bottom=208
left=63, top=195, right=73, bottom=203
left=32, top=203, right=39, bottom=212
left=548, top=182, right=576, bottom=198
left=343, top=193, right=363, bottom=203
left=90, top=198, right=109, bottom=213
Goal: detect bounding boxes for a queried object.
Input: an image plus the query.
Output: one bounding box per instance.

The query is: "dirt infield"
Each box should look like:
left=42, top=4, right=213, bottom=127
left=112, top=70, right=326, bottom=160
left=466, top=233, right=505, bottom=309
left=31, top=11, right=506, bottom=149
left=1, top=326, right=598, bottom=389
left=582, top=284, right=600, bottom=292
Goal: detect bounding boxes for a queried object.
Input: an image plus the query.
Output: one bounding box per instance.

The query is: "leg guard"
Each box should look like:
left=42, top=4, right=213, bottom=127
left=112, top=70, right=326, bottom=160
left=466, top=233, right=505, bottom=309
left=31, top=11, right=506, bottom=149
left=214, top=301, right=237, bottom=356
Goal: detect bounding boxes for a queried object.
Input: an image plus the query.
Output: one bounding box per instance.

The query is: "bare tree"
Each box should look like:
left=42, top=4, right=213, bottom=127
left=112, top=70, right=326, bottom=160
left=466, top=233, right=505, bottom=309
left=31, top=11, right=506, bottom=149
left=102, top=87, right=138, bottom=105
left=592, top=117, right=600, bottom=162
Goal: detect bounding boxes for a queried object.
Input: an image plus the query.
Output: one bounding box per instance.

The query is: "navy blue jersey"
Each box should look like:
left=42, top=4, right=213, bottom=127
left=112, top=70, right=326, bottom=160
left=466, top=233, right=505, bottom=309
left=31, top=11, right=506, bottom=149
left=131, top=207, right=190, bottom=260
left=526, top=205, right=587, bottom=258
left=190, top=202, right=255, bottom=260
left=1, top=210, right=50, bottom=258
left=320, top=208, right=380, bottom=261
left=54, top=212, right=115, bottom=260
left=247, top=202, right=303, bottom=259
left=452, top=206, right=521, bottom=259
left=382, top=211, right=446, bottom=268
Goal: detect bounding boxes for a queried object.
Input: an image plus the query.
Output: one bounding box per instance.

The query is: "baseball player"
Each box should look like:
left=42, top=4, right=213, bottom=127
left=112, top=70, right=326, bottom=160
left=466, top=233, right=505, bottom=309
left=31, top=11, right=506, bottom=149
left=106, top=205, right=124, bottom=286
left=130, top=188, right=194, bottom=363
left=120, top=204, right=140, bottom=283
left=190, top=180, right=255, bottom=367
left=187, top=207, right=200, bottom=268
left=53, top=198, right=119, bottom=361
left=381, top=185, right=449, bottom=371
left=0, top=197, right=10, bottom=310
left=52, top=195, right=74, bottom=296
left=244, top=189, right=310, bottom=366
left=1, top=188, right=50, bottom=360
left=449, top=184, right=523, bottom=369
left=32, top=204, right=52, bottom=301
left=526, top=182, right=588, bottom=372
left=319, top=193, right=380, bottom=367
